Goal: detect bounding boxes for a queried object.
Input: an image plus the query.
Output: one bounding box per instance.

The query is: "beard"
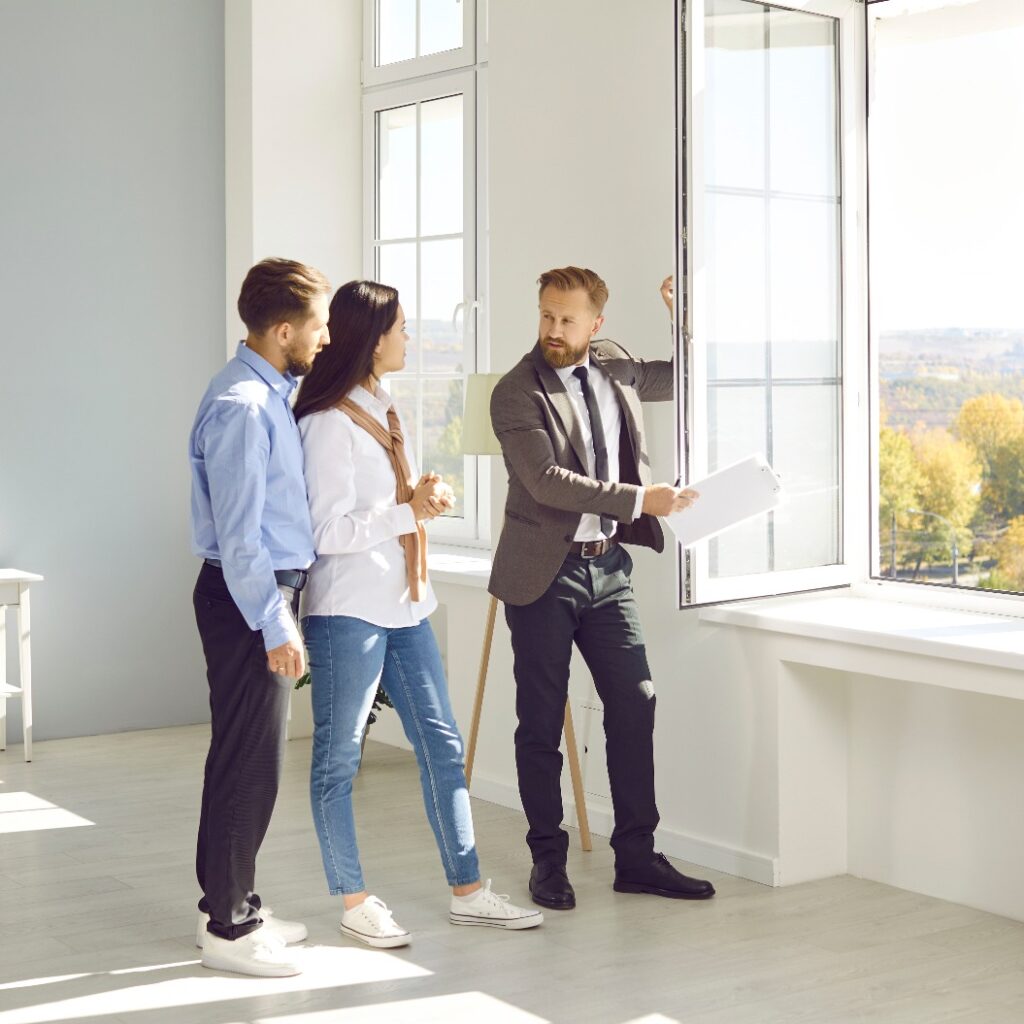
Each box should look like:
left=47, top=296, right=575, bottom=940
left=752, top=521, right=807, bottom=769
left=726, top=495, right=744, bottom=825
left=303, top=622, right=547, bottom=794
left=539, top=335, right=590, bottom=369
left=284, top=342, right=318, bottom=377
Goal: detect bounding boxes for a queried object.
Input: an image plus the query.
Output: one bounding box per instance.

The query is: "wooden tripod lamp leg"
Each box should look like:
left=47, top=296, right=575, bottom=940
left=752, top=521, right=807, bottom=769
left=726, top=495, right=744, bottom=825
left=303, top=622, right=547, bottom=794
left=464, top=592, right=592, bottom=853
left=464, top=593, right=498, bottom=787
left=563, top=701, right=593, bottom=852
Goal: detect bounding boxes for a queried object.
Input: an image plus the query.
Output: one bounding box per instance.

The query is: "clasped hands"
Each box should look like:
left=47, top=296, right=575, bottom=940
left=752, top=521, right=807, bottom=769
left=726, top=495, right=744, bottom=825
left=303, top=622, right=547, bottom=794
left=410, top=471, right=455, bottom=522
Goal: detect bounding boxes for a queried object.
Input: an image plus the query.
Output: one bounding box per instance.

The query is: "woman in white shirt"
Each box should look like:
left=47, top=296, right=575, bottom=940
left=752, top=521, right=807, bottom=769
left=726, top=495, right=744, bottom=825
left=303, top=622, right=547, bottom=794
left=294, top=280, right=541, bottom=947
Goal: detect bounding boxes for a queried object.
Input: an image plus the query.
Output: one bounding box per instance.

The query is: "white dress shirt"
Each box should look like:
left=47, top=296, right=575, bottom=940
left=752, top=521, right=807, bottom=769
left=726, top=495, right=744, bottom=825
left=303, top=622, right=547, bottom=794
left=299, top=384, right=438, bottom=627
left=555, top=357, right=645, bottom=542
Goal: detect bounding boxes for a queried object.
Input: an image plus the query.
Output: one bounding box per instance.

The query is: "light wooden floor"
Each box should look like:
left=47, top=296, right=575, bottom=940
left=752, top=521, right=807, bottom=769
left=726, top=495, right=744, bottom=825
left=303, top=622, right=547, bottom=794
left=1, top=725, right=1023, bottom=1024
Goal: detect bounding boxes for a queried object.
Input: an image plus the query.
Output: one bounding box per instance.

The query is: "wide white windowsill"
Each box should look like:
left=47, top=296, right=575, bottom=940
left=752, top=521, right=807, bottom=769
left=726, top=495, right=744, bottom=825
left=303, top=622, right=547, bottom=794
left=699, top=590, right=1024, bottom=681
left=427, top=546, right=492, bottom=589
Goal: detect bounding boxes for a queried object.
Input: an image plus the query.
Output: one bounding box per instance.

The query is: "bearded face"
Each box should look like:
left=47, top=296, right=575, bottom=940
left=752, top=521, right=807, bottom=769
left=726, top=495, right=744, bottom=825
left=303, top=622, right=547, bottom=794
left=537, top=286, right=603, bottom=369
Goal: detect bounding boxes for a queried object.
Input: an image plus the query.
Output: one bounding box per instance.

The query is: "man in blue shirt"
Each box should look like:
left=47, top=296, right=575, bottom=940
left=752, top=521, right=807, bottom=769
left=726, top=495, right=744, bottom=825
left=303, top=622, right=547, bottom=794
left=189, top=258, right=331, bottom=977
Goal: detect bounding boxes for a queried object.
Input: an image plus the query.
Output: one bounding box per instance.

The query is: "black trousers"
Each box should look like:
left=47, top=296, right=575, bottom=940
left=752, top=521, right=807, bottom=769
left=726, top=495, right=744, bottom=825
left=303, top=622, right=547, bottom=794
left=192, top=562, right=297, bottom=940
left=504, top=543, right=658, bottom=869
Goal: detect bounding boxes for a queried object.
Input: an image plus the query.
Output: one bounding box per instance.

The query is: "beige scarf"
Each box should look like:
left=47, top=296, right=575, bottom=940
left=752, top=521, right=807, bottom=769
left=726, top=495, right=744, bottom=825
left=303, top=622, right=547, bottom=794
left=339, top=396, right=428, bottom=602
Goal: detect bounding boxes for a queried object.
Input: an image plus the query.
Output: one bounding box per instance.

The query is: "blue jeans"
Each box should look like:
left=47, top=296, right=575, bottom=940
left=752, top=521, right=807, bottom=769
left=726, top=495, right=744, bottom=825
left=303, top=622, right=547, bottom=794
left=303, top=615, right=480, bottom=894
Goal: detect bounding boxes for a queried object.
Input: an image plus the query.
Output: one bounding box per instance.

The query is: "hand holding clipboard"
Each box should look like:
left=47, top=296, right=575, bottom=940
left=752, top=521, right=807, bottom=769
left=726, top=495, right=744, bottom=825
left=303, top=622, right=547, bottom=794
left=665, top=455, right=784, bottom=548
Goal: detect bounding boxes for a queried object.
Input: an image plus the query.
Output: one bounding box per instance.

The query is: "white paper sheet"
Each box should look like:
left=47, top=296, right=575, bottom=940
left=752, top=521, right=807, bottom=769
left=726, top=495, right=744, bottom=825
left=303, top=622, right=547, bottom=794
left=666, top=454, right=784, bottom=547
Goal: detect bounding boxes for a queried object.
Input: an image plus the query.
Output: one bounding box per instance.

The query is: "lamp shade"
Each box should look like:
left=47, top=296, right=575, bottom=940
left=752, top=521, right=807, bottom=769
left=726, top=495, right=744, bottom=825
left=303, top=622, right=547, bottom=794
left=461, top=373, right=504, bottom=455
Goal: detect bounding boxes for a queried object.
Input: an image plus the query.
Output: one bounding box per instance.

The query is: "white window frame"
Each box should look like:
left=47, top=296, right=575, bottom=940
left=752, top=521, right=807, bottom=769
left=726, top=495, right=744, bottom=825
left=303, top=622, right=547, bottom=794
left=363, top=63, right=488, bottom=545
left=676, top=0, right=868, bottom=607
left=363, top=0, right=477, bottom=87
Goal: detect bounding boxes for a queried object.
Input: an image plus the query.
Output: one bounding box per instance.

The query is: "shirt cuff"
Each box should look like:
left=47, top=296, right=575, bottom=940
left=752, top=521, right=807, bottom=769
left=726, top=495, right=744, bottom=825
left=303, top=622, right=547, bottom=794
left=392, top=501, right=417, bottom=535
left=262, top=604, right=300, bottom=652
left=631, top=486, right=646, bottom=521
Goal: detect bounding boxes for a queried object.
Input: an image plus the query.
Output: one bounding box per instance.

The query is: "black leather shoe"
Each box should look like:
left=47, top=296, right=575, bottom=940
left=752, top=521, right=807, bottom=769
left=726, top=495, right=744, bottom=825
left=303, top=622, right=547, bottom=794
left=613, top=852, right=715, bottom=900
left=529, top=862, right=576, bottom=910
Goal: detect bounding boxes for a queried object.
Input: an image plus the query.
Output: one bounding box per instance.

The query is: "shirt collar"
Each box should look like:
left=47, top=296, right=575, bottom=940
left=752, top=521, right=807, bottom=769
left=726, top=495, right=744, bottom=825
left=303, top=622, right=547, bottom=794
left=555, top=352, right=592, bottom=386
left=236, top=341, right=298, bottom=400
left=346, top=382, right=392, bottom=417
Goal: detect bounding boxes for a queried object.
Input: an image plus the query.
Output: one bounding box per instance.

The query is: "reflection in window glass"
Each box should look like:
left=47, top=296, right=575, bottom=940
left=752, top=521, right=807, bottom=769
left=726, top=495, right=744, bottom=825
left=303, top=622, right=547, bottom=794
left=377, top=0, right=463, bottom=67
left=420, top=0, right=463, bottom=57
left=378, top=105, right=417, bottom=240
left=420, top=95, right=463, bottom=236
left=701, top=0, right=841, bottom=578
left=378, top=0, right=416, bottom=65
left=872, top=0, right=1024, bottom=591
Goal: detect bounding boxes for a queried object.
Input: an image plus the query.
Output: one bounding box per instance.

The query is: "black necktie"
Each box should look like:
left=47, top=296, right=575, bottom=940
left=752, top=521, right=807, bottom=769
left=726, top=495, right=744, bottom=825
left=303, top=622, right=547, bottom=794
left=572, top=366, right=614, bottom=538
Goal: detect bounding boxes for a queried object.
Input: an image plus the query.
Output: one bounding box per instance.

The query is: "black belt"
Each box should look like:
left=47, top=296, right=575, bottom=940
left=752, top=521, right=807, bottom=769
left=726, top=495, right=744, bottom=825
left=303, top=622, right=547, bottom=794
left=568, top=537, right=618, bottom=558
left=203, top=558, right=308, bottom=592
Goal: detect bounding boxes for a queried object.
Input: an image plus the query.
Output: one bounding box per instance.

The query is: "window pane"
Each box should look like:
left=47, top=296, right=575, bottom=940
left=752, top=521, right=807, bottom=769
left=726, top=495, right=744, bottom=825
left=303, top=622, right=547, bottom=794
left=705, top=0, right=766, bottom=193
left=378, top=105, right=417, bottom=240
left=707, top=191, right=766, bottom=381
left=420, top=238, right=464, bottom=374
left=708, top=384, right=770, bottom=578
left=378, top=0, right=416, bottom=66
left=770, top=384, right=841, bottom=570
left=769, top=198, right=839, bottom=379
left=378, top=242, right=419, bottom=368
left=872, top=0, right=1024, bottom=590
left=420, top=0, right=462, bottom=57
left=700, top=0, right=842, bottom=581
left=422, top=377, right=465, bottom=517
left=420, top=94, right=463, bottom=237
left=387, top=378, right=420, bottom=462
left=768, top=10, right=837, bottom=198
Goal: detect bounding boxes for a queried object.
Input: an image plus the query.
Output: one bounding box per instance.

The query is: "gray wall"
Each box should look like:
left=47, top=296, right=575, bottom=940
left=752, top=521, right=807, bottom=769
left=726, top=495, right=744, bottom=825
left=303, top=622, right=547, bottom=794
left=0, top=1, right=225, bottom=741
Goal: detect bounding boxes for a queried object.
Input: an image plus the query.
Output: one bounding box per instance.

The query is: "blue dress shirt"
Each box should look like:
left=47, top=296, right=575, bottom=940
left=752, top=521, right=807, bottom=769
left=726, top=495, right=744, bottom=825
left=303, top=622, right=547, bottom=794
left=189, top=342, right=315, bottom=651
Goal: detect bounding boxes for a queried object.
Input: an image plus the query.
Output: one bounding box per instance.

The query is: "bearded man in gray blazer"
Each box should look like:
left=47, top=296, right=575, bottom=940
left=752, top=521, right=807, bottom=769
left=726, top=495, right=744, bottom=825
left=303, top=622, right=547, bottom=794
left=489, top=266, right=715, bottom=910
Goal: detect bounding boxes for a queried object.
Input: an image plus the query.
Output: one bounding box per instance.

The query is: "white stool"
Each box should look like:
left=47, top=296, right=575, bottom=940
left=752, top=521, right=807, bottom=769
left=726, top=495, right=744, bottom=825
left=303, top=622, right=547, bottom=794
left=0, top=569, right=43, bottom=762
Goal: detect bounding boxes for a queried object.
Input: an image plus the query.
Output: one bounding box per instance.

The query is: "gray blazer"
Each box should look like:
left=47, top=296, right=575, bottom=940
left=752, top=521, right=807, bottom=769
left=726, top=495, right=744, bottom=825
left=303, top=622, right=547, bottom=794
left=489, top=338, right=674, bottom=606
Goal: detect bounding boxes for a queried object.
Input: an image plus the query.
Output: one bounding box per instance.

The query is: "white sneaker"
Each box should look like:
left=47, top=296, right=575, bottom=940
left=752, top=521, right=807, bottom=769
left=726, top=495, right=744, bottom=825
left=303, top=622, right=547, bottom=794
left=340, top=895, right=411, bottom=948
left=449, top=880, right=544, bottom=930
left=196, top=907, right=308, bottom=948
left=200, top=928, right=301, bottom=977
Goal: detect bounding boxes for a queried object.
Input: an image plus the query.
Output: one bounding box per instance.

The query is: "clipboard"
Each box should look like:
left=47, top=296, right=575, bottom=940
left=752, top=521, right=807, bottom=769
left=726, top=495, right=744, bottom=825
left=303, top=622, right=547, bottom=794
left=666, top=454, right=784, bottom=548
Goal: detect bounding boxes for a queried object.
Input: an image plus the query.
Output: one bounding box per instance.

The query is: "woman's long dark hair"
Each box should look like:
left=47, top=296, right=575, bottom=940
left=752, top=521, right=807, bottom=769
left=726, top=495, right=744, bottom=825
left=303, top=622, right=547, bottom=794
left=293, top=279, right=400, bottom=421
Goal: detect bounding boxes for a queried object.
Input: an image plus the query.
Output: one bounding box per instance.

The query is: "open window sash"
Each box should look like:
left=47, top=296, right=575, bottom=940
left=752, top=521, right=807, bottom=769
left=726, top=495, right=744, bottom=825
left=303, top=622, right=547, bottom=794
left=675, top=0, right=867, bottom=607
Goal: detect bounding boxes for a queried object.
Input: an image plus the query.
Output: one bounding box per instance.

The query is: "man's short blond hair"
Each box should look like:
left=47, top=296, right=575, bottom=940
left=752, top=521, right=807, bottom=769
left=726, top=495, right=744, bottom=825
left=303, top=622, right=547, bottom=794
left=537, top=266, right=609, bottom=315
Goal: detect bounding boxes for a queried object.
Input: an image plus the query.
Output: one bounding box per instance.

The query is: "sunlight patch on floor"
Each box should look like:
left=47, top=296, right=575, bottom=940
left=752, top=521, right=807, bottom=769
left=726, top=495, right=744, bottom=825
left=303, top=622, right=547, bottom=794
left=256, top=991, right=550, bottom=1024
left=0, top=792, right=93, bottom=834
left=0, top=947, right=432, bottom=1024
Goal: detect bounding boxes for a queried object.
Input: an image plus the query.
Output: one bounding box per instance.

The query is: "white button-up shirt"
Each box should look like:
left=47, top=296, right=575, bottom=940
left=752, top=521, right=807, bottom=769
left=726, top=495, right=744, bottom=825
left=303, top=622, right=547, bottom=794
left=299, top=384, right=438, bottom=627
left=555, top=357, right=645, bottom=542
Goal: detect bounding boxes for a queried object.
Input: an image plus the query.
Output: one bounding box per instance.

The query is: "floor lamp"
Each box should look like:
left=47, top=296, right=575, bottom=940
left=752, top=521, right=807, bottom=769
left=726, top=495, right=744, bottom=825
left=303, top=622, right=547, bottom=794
left=459, top=373, right=592, bottom=852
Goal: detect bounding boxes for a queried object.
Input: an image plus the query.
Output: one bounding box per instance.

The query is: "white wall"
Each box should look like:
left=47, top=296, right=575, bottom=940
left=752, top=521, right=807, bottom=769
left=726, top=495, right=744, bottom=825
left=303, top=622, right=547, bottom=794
left=226, top=0, right=363, bottom=347
left=0, top=0, right=225, bottom=741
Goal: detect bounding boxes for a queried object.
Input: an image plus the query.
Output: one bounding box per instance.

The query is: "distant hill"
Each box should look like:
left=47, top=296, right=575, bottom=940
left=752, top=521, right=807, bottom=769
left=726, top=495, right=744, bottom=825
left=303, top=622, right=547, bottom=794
left=880, top=328, right=1024, bottom=431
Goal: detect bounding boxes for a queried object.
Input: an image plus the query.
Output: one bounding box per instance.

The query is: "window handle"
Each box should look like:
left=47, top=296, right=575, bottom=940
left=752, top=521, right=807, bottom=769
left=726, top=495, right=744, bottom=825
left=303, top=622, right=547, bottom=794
left=452, top=299, right=481, bottom=331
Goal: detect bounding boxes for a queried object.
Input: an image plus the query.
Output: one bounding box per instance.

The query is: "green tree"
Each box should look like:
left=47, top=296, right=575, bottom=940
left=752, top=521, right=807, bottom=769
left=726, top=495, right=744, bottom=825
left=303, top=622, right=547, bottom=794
left=904, top=429, right=981, bottom=574
left=980, top=515, right=1024, bottom=591
left=953, top=393, right=1024, bottom=520
left=878, top=425, right=923, bottom=575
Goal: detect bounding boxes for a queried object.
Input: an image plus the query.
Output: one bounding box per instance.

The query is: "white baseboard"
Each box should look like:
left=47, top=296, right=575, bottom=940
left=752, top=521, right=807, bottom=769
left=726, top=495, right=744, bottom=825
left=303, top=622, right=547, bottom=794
left=469, top=773, right=778, bottom=887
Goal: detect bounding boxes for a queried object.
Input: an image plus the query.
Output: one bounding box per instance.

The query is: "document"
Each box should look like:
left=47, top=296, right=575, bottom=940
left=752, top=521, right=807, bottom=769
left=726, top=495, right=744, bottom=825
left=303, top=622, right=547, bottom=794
left=666, top=454, right=784, bottom=548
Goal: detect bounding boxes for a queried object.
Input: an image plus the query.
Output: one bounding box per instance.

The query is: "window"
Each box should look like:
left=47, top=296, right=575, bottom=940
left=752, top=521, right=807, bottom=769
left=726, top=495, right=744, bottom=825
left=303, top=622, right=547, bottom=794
left=868, top=0, right=1024, bottom=596
left=677, top=0, right=864, bottom=605
left=363, top=2, right=488, bottom=543
left=364, top=0, right=479, bottom=85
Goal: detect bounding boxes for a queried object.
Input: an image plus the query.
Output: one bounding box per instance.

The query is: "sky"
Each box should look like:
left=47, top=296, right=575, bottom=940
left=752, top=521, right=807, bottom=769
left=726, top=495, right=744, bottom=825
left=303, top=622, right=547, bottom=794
left=871, top=0, right=1024, bottom=331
